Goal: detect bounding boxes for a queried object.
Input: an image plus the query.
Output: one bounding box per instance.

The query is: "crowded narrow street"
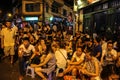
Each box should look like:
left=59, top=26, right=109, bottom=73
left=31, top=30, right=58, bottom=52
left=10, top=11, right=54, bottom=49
left=0, top=0, right=120, bottom=80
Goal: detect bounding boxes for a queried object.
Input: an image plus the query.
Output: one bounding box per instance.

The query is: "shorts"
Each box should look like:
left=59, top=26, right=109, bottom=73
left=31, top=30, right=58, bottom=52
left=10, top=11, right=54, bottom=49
left=4, top=46, right=15, bottom=56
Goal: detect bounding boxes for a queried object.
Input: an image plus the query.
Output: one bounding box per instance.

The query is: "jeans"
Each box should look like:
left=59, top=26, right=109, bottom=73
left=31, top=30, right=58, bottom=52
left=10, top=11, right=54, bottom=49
left=19, top=56, right=30, bottom=76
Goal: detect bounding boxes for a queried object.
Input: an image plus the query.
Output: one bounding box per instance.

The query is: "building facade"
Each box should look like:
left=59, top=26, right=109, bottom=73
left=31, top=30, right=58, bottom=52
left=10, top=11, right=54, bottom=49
left=74, top=0, right=120, bottom=40
left=12, top=0, right=73, bottom=26
left=82, top=0, right=120, bottom=40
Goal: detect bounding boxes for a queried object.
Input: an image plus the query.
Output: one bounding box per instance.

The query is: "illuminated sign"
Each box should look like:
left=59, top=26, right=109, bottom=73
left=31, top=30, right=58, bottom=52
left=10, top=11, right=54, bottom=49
left=88, top=0, right=100, bottom=4
left=75, top=0, right=100, bottom=9
left=25, top=17, right=38, bottom=21
left=77, top=0, right=88, bottom=9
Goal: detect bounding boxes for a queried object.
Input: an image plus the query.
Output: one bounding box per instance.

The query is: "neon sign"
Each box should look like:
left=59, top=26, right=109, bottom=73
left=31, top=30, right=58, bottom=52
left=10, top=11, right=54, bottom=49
left=25, top=17, right=38, bottom=21
left=88, top=0, right=100, bottom=4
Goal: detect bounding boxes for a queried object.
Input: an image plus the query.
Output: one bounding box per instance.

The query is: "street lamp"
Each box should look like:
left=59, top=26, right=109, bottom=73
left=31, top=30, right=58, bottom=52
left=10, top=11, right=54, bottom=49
left=77, top=0, right=88, bottom=9
left=77, top=0, right=82, bottom=5
left=5, top=13, right=13, bottom=21
left=7, top=13, right=12, bottom=17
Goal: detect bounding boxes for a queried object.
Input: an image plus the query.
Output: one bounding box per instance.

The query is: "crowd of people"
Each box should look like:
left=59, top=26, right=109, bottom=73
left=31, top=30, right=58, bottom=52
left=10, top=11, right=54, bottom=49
left=0, top=20, right=120, bottom=80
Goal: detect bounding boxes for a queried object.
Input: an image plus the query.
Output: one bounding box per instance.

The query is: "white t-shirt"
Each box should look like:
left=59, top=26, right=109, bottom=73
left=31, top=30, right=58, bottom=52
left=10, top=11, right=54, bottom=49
left=1, top=27, right=16, bottom=46
left=102, top=49, right=117, bottom=58
left=19, top=44, right=35, bottom=56
left=55, top=49, right=67, bottom=68
left=102, top=49, right=117, bottom=62
left=72, top=51, right=85, bottom=62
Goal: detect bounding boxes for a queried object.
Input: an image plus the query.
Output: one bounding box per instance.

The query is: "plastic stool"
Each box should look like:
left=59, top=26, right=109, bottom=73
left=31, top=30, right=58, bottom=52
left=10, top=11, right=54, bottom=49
left=26, top=66, right=35, bottom=78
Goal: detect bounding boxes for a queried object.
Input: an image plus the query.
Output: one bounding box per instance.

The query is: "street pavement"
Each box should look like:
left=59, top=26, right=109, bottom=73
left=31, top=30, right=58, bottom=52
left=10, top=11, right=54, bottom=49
left=0, top=58, right=40, bottom=80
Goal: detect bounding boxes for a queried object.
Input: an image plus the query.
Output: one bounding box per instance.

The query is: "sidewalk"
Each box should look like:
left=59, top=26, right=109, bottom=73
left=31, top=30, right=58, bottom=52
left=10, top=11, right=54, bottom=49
left=0, top=58, right=40, bottom=80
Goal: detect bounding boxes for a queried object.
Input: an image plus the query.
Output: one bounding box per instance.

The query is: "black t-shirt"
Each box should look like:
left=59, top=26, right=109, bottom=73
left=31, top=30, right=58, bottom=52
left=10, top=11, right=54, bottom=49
left=93, top=44, right=102, bottom=61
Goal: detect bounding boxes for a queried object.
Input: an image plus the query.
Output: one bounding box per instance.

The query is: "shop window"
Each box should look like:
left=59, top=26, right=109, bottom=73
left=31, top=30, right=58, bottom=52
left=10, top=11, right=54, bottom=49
left=102, top=3, right=108, bottom=9
left=26, top=3, right=40, bottom=12
left=22, top=1, right=42, bottom=15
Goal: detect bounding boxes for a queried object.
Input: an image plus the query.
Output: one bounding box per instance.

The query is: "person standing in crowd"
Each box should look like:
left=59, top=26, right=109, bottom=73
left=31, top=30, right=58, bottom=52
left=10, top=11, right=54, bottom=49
left=0, top=24, right=3, bottom=61
left=1, top=20, right=16, bottom=64
left=18, top=37, right=35, bottom=80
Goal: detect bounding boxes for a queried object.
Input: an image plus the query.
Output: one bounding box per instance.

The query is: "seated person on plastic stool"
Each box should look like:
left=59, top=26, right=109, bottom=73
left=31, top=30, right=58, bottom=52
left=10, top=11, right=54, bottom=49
left=18, top=37, right=35, bottom=80
left=57, top=46, right=85, bottom=78
left=25, top=43, right=47, bottom=79
left=30, top=41, right=47, bottom=64
left=80, top=50, right=102, bottom=80
left=31, top=44, right=56, bottom=80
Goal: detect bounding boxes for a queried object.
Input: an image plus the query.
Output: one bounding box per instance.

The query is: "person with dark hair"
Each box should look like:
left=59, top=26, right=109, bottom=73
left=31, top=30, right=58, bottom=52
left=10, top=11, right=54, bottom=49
left=65, top=40, right=73, bottom=60
left=101, top=41, right=118, bottom=79
left=116, top=41, right=120, bottom=78
left=1, top=20, right=16, bottom=64
left=83, top=37, right=94, bottom=53
left=30, top=42, right=47, bottom=65
left=72, top=36, right=77, bottom=53
left=93, top=37, right=102, bottom=61
left=55, top=41, right=67, bottom=76
left=57, top=46, right=85, bottom=78
left=37, top=38, right=46, bottom=54
left=31, top=44, right=56, bottom=80
left=18, top=37, right=35, bottom=80
left=80, top=50, right=102, bottom=80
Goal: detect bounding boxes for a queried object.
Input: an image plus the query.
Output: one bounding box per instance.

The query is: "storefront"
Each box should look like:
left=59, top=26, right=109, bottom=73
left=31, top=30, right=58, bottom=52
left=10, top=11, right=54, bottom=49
left=83, top=0, right=120, bottom=39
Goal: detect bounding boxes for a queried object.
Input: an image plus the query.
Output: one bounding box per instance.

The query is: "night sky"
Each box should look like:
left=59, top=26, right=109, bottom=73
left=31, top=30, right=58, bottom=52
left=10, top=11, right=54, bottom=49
left=0, top=0, right=73, bottom=10
left=0, top=0, right=73, bottom=12
left=0, top=0, right=12, bottom=11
